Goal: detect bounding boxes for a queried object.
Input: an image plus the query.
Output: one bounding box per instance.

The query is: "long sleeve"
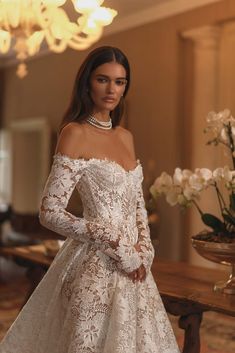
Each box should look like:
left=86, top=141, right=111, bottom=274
left=39, top=153, right=142, bottom=273
left=136, top=184, right=155, bottom=273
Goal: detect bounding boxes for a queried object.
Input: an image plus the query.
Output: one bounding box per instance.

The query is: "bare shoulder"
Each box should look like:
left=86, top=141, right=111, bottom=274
left=55, top=122, right=86, bottom=158
left=115, top=126, right=136, bottom=158
left=60, top=122, right=84, bottom=137
left=115, top=126, right=134, bottom=142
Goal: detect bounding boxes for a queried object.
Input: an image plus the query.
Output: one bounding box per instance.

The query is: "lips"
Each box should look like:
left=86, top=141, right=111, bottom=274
left=103, top=97, right=116, bottom=103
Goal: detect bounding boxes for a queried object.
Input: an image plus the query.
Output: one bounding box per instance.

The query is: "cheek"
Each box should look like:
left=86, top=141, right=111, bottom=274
left=113, top=83, right=124, bottom=95
left=91, top=84, right=101, bottom=95
left=117, top=86, right=126, bottom=98
left=90, top=84, right=104, bottom=102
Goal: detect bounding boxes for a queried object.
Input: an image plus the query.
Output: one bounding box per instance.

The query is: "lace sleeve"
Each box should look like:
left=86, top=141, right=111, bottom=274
left=39, top=153, right=142, bottom=273
left=136, top=183, right=155, bottom=273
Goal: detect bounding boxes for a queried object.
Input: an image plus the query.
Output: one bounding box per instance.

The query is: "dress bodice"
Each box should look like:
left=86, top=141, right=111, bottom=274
left=39, top=152, right=154, bottom=274
left=74, top=157, right=143, bottom=230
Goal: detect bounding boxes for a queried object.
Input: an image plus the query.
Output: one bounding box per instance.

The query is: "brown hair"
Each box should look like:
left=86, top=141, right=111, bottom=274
left=60, top=46, right=130, bottom=130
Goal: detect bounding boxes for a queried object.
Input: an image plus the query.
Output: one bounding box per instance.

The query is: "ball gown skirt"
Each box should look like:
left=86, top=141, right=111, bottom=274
left=0, top=154, right=180, bottom=353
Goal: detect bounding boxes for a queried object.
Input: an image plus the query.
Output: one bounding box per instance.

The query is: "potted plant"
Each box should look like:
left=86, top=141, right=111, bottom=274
left=150, top=109, right=235, bottom=294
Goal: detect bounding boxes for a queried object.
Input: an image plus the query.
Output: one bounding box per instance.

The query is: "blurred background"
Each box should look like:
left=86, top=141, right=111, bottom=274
left=1, top=0, right=235, bottom=265
left=1, top=1, right=235, bottom=351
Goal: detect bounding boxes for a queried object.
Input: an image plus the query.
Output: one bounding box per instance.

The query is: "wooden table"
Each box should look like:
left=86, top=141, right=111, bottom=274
left=0, top=244, right=52, bottom=267
left=151, top=260, right=235, bottom=353
left=0, top=245, right=52, bottom=305
left=1, top=245, right=235, bottom=353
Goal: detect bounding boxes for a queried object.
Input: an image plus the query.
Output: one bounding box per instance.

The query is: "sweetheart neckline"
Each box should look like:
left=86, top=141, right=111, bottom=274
left=54, top=152, right=141, bottom=174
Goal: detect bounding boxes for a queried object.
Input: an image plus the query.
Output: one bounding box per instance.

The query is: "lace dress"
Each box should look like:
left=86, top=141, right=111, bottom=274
left=0, top=153, right=180, bottom=353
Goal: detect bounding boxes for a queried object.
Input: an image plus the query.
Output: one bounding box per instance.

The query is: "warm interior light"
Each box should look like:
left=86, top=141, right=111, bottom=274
left=90, top=7, right=117, bottom=26
left=0, top=30, right=11, bottom=53
left=0, top=0, right=117, bottom=78
left=73, top=0, right=104, bottom=14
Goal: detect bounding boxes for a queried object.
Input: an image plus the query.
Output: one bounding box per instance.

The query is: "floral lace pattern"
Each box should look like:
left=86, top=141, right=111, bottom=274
left=0, top=153, right=180, bottom=353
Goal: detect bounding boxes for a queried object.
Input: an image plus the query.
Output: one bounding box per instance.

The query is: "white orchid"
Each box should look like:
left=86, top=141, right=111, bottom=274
left=152, top=172, right=172, bottom=195
left=153, top=167, right=213, bottom=206
left=213, top=166, right=235, bottom=190
left=165, top=186, right=181, bottom=206
left=206, top=109, right=235, bottom=126
left=189, top=168, right=213, bottom=191
left=213, top=167, right=225, bottom=181
left=151, top=109, right=235, bottom=240
left=173, top=168, right=192, bottom=185
left=205, top=109, right=235, bottom=156
left=183, top=185, right=198, bottom=201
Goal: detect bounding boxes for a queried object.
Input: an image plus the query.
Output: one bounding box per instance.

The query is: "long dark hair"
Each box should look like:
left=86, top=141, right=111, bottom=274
left=60, top=46, right=130, bottom=130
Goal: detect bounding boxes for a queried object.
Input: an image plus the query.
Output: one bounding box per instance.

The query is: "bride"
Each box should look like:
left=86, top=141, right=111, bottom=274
left=0, top=46, right=180, bottom=353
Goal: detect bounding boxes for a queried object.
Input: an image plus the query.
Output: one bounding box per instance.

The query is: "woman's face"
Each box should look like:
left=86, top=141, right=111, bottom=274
left=89, top=61, right=127, bottom=114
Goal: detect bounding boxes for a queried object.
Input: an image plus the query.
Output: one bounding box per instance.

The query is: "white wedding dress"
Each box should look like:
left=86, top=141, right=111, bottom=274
left=0, top=153, right=180, bottom=353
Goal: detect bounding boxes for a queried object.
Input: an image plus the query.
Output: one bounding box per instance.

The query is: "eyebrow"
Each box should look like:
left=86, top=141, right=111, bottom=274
left=95, top=74, right=127, bottom=80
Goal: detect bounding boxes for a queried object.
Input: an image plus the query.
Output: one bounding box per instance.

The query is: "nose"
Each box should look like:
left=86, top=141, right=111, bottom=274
left=107, top=79, right=115, bottom=93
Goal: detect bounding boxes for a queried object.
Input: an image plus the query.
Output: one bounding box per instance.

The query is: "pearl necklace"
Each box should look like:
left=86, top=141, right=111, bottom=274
left=86, top=114, right=112, bottom=130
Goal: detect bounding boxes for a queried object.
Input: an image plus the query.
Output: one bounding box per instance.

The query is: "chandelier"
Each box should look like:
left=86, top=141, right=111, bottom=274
left=0, top=0, right=117, bottom=78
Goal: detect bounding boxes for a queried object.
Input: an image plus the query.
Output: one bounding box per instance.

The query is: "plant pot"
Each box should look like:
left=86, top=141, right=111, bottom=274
left=191, top=238, right=235, bottom=294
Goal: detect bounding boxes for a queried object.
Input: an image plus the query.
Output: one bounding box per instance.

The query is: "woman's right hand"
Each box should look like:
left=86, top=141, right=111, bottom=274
left=126, top=242, right=146, bottom=282
left=134, top=243, right=142, bottom=253
left=128, top=264, right=146, bottom=283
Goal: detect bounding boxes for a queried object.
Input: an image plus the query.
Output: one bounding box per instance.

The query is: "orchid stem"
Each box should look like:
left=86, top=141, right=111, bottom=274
left=192, top=200, right=203, bottom=216
left=226, top=123, right=235, bottom=169
left=214, top=183, right=225, bottom=216
left=214, top=183, right=234, bottom=219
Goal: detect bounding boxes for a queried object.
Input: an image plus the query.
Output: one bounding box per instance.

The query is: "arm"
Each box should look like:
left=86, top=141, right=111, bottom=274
left=136, top=184, right=155, bottom=272
left=39, top=125, right=142, bottom=273
left=116, top=127, right=155, bottom=272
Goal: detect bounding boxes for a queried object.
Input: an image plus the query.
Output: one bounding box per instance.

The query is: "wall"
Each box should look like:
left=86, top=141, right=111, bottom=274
left=2, top=0, right=235, bottom=262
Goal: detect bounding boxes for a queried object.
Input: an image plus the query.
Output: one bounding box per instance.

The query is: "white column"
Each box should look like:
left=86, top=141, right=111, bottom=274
left=182, top=26, right=221, bottom=266
left=0, top=130, right=12, bottom=207
left=10, top=118, right=50, bottom=213
left=219, top=21, right=235, bottom=113
left=217, top=21, right=235, bottom=167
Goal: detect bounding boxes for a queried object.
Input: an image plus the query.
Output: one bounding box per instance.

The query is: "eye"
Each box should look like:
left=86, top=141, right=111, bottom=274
left=97, top=77, right=108, bottom=83
left=115, top=79, right=127, bottom=86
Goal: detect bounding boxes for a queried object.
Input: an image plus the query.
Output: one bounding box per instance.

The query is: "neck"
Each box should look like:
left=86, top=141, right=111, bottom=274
left=91, top=111, right=110, bottom=122
left=86, top=114, right=112, bottom=130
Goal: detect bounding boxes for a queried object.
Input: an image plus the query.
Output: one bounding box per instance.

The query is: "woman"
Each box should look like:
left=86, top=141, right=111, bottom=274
left=0, top=46, right=180, bottom=353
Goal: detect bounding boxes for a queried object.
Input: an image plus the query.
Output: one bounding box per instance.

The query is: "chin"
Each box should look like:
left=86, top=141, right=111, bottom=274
left=101, top=103, right=118, bottom=111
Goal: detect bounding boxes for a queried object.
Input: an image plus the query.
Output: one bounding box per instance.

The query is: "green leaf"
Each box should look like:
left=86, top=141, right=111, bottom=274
left=222, top=212, right=235, bottom=226
left=201, top=213, right=226, bottom=232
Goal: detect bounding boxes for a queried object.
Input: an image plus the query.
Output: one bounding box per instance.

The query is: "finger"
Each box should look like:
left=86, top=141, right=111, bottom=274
left=138, top=272, right=144, bottom=281
left=141, top=273, right=146, bottom=281
left=134, top=243, right=143, bottom=253
left=128, top=270, right=136, bottom=277
left=134, top=271, right=140, bottom=282
left=135, top=269, right=142, bottom=282
left=139, top=268, right=146, bottom=282
left=128, top=271, right=138, bottom=282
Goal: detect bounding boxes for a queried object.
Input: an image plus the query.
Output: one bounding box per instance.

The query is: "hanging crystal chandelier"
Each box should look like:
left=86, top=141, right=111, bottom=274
left=0, top=0, right=117, bottom=78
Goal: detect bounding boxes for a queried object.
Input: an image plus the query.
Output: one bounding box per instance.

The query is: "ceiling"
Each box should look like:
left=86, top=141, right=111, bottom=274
left=105, top=0, right=167, bottom=17
left=0, top=0, right=221, bottom=65
left=103, top=0, right=222, bottom=35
